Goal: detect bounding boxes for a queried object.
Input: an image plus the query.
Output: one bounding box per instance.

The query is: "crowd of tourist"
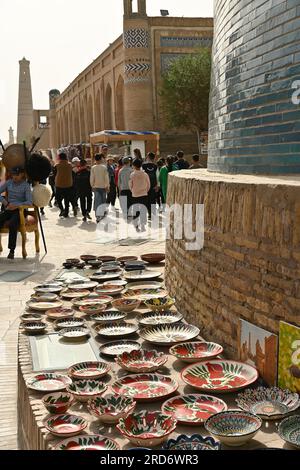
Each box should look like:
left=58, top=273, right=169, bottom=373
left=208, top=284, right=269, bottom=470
left=47, top=145, right=206, bottom=232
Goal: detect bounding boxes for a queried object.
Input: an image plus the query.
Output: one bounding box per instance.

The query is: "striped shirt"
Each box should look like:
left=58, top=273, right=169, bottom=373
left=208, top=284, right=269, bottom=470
left=0, top=180, right=33, bottom=206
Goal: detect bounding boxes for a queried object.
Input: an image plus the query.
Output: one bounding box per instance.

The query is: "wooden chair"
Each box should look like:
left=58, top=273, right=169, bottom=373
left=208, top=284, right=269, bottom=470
left=0, top=206, right=40, bottom=259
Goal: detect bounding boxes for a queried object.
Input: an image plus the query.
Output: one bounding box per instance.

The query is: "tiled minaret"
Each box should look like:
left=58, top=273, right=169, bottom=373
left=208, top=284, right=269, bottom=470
left=17, top=58, right=34, bottom=144
left=123, top=0, right=154, bottom=130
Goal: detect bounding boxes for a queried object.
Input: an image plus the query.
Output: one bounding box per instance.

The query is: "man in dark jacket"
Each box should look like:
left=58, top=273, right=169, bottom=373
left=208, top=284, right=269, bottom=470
left=175, top=150, right=190, bottom=170
left=106, top=156, right=117, bottom=209
left=142, top=152, right=157, bottom=219
left=75, top=160, right=93, bottom=222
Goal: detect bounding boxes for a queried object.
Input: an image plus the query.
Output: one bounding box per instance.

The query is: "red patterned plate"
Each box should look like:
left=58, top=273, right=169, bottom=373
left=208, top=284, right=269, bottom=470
left=181, top=360, right=258, bottom=393
left=112, top=374, right=178, bottom=402
left=44, top=414, right=87, bottom=437
left=55, top=434, right=120, bottom=450
left=161, top=394, right=227, bottom=425
left=169, top=342, right=224, bottom=363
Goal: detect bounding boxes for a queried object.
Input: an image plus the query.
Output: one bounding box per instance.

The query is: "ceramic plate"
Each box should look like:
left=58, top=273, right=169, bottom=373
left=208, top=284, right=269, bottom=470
left=141, top=253, right=165, bottom=264
left=60, top=289, right=90, bottom=299
left=94, top=322, right=138, bottom=338
left=68, top=361, right=110, bottom=380
left=90, top=310, right=127, bottom=323
left=236, top=386, right=300, bottom=420
left=26, top=373, right=72, bottom=392
left=95, top=285, right=125, bottom=296
left=112, top=374, right=178, bottom=401
left=59, top=327, right=90, bottom=340
left=116, top=349, right=168, bottom=373
left=55, top=435, right=120, bottom=450
left=22, top=322, right=47, bottom=334
left=44, top=414, right=87, bottom=437
left=46, top=307, right=75, bottom=320
left=181, top=360, right=259, bottom=393
left=34, top=283, right=63, bottom=294
left=100, top=341, right=141, bottom=357
left=169, top=341, right=224, bottom=363
left=27, top=300, right=63, bottom=312
left=68, top=281, right=98, bottom=290
left=55, top=318, right=85, bottom=329
left=31, top=293, right=58, bottom=302
left=125, top=281, right=163, bottom=290
left=90, top=272, right=123, bottom=282
left=123, top=289, right=168, bottom=301
left=139, top=311, right=183, bottom=326
left=72, top=295, right=113, bottom=307
left=103, top=280, right=128, bottom=287
left=124, top=270, right=163, bottom=281
left=67, top=380, right=107, bottom=401
left=140, top=323, right=200, bottom=346
left=278, top=415, right=300, bottom=448
left=162, top=394, right=227, bottom=425
left=20, top=313, right=43, bottom=323
left=88, top=394, right=136, bottom=424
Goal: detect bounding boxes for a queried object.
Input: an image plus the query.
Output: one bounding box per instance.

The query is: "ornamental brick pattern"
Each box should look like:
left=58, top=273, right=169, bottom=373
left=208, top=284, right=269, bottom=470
left=165, top=170, right=300, bottom=358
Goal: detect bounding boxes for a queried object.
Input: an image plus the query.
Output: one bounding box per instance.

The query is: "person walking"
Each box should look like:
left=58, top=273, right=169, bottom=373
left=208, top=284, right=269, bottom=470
left=159, top=156, right=176, bottom=204
left=75, top=160, right=93, bottom=222
left=55, top=153, right=74, bottom=218
left=142, top=152, right=158, bottom=219
left=189, top=154, right=204, bottom=169
left=0, top=167, right=32, bottom=259
left=118, top=157, right=133, bottom=219
left=106, top=156, right=117, bottom=209
left=174, top=150, right=190, bottom=170
left=114, top=158, right=123, bottom=199
left=90, top=154, right=109, bottom=223
left=48, top=156, right=56, bottom=207
left=156, top=158, right=165, bottom=210
left=129, top=159, right=150, bottom=232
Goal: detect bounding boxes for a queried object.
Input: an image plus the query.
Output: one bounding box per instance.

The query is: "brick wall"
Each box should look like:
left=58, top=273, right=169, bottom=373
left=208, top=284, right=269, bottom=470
left=165, top=170, right=300, bottom=357
left=209, top=0, right=300, bottom=174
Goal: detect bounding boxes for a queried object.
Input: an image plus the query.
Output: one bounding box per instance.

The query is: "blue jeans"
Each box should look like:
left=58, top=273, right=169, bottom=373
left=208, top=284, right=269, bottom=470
left=93, top=188, right=107, bottom=217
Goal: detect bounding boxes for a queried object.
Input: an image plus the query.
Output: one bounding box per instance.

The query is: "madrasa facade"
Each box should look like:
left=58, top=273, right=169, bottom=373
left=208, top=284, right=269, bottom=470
left=46, top=1, right=213, bottom=157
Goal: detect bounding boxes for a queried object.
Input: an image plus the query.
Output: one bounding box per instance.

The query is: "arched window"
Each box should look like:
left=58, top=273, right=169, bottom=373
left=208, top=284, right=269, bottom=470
left=115, top=76, right=125, bottom=130
left=104, top=84, right=113, bottom=130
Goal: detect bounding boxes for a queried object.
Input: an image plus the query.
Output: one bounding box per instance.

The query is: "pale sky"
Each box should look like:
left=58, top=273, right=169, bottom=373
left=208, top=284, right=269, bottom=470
left=0, top=0, right=214, bottom=143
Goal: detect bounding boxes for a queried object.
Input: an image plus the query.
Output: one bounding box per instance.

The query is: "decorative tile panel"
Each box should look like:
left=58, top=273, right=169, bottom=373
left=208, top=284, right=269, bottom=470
left=124, top=29, right=150, bottom=48
left=160, top=36, right=213, bottom=48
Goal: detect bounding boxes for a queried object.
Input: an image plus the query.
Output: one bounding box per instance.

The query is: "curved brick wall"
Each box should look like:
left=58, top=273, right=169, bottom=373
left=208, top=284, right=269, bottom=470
left=208, top=0, right=300, bottom=174
left=165, top=170, right=300, bottom=356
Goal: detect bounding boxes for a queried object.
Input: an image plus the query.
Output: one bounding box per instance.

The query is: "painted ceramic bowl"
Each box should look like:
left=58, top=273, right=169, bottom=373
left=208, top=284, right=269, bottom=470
left=169, top=342, right=224, bottom=363
left=87, top=260, right=102, bottom=269
left=162, top=434, right=221, bottom=450
left=66, top=258, right=81, bottom=265
left=140, top=323, right=200, bottom=346
left=124, top=270, right=162, bottom=281
left=80, top=255, right=98, bottom=263
left=95, top=285, right=125, bottom=296
left=90, top=310, right=127, bottom=323
left=123, top=289, right=168, bottom=302
left=55, top=318, right=85, bottom=329
left=117, top=256, right=138, bottom=264
left=26, top=373, right=72, bottom=392
left=140, top=253, right=165, bottom=264
left=236, top=386, right=300, bottom=420
left=112, top=298, right=141, bottom=313
left=112, top=374, right=178, bottom=402
left=90, top=272, right=123, bottom=282
left=67, top=281, right=98, bottom=291
left=31, top=293, right=58, bottom=302
left=181, top=360, right=258, bottom=393
left=88, top=394, right=136, bottom=424
left=73, top=295, right=113, bottom=308
left=103, top=280, right=128, bottom=287
left=117, top=411, right=177, bottom=447
left=100, top=340, right=141, bottom=357
left=138, top=310, right=183, bottom=326
left=60, top=289, right=91, bottom=300
left=116, top=349, right=168, bottom=373
left=68, top=361, right=111, bottom=380
left=55, top=434, right=120, bottom=450
left=22, top=322, right=47, bottom=334
left=101, top=264, right=122, bottom=273
left=79, top=303, right=107, bottom=315
left=205, top=411, right=262, bottom=447
left=43, top=392, right=74, bottom=414
left=98, top=255, right=117, bottom=263
left=34, top=283, right=63, bottom=294
left=20, top=313, right=43, bottom=323
left=43, top=414, right=87, bottom=437
left=162, top=394, right=227, bottom=425
left=94, top=322, right=138, bottom=338
left=46, top=307, right=75, bottom=320
left=27, top=299, right=63, bottom=312
left=278, top=415, right=300, bottom=448
left=144, top=297, right=175, bottom=312
left=67, top=380, right=107, bottom=403
left=59, top=327, right=90, bottom=341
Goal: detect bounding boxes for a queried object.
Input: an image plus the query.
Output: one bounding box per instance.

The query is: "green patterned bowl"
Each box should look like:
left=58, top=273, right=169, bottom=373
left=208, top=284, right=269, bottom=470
left=88, top=394, right=136, bottom=424
left=278, top=415, right=300, bottom=448
left=43, top=392, right=74, bottom=414
left=67, top=380, right=107, bottom=403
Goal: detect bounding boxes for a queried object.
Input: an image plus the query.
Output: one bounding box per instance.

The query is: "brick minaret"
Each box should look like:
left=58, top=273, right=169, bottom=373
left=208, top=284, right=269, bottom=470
left=123, top=0, right=154, bottom=130
left=17, top=58, right=34, bottom=143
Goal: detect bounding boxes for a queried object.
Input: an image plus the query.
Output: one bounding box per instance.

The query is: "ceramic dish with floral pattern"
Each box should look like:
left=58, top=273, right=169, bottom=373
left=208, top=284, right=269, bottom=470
left=169, top=341, right=224, bottom=363
left=26, top=373, right=72, bottom=392
left=68, top=361, right=110, bottom=380
left=162, top=434, right=221, bottom=450
left=55, top=435, right=120, bottom=450
left=140, top=323, right=200, bottom=346
left=43, top=392, right=74, bottom=414
left=116, top=349, right=168, bottom=373
left=43, top=414, right=87, bottom=437
left=88, top=394, right=136, bottom=424
left=112, top=374, right=178, bottom=402
left=139, top=311, right=183, bottom=326
left=67, top=380, right=107, bottom=402
left=94, top=322, right=138, bottom=338
left=162, top=394, right=227, bottom=425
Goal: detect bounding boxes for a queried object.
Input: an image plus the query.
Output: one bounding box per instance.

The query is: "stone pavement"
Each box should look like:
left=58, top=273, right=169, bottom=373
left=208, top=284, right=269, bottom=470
left=0, top=202, right=165, bottom=450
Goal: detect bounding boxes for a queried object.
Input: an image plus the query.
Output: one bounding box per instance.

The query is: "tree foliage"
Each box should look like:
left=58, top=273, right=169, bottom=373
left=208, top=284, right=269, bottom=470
left=160, top=48, right=212, bottom=144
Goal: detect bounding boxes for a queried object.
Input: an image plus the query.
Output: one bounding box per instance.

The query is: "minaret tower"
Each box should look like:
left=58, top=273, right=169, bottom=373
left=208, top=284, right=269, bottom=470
left=8, top=127, right=15, bottom=145
left=123, top=0, right=154, bottom=130
left=17, top=57, right=34, bottom=143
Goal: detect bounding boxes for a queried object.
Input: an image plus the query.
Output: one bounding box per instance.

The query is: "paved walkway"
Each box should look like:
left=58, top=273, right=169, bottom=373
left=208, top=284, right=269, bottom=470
left=0, top=202, right=165, bottom=449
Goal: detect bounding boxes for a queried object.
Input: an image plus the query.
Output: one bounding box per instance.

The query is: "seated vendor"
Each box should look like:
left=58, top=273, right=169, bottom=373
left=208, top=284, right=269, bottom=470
left=0, top=167, right=33, bottom=259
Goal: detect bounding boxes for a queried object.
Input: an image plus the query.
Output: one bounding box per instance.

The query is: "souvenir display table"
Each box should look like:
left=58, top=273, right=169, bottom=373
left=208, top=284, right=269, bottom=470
left=17, top=260, right=299, bottom=451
